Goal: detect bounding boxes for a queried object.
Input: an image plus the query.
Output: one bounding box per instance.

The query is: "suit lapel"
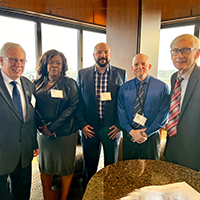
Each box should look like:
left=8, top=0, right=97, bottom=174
left=0, top=71, right=23, bottom=121
left=179, top=65, right=199, bottom=120
left=107, top=65, right=115, bottom=92
left=20, top=77, right=30, bottom=122
left=87, top=66, right=97, bottom=104
left=105, top=65, right=115, bottom=108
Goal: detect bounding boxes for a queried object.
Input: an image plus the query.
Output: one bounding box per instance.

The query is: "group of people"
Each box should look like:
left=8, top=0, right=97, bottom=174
left=0, top=33, right=200, bottom=200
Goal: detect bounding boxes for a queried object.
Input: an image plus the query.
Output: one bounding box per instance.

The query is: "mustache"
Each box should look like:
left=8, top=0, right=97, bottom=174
left=99, top=57, right=107, bottom=61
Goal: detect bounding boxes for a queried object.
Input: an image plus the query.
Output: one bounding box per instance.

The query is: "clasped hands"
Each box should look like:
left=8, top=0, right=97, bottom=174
left=129, top=128, right=148, bottom=144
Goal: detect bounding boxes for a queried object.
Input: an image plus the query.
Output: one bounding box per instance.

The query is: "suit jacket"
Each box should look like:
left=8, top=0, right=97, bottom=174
left=77, top=65, right=126, bottom=132
left=0, top=70, right=38, bottom=175
left=165, top=64, right=200, bottom=171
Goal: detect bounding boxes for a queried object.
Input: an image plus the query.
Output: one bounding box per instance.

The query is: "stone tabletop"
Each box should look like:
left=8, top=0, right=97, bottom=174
left=83, top=159, right=200, bottom=200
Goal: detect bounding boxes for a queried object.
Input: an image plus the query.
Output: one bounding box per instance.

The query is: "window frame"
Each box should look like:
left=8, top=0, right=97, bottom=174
left=0, top=6, right=106, bottom=78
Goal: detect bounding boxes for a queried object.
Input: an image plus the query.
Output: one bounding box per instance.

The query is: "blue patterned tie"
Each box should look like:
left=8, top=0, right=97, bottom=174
left=132, top=81, right=144, bottom=128
left=10, top=81, right=23, bottom=120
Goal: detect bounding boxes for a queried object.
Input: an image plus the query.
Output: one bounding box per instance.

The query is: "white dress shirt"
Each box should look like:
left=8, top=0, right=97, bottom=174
left=179, top=64, right=195, bottom=111
left=1, top=70, right=26, bottom=120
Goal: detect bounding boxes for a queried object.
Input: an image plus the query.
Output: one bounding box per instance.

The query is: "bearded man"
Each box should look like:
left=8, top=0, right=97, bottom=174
left=77, top=42, right=127, bottom=187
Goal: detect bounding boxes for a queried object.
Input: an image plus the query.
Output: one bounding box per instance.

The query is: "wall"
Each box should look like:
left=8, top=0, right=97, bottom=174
left=0, top=0, right=107, bottom=26
left=140, top=4, right=161, bottom=78
left=107, top=0, right=139, bottom=80
left=161, top=0, right=200, bottom=20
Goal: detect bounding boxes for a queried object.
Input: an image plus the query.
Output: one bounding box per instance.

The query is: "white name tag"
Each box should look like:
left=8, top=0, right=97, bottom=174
left=133, top=113, right=147, bottom=127
left=51, top=89, right=63, bottom=98
left=100, top=92, right=112, bottom=101
left=31, top=94, right=36, bottom=108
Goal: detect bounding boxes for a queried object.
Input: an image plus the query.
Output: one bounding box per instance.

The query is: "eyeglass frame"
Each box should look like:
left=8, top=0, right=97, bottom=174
left=170, top=47, right=196, bottom=56
left=2, top=56, right=27, bottom=64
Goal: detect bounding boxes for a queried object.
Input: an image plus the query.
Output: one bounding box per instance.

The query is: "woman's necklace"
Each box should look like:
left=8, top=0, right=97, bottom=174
left=48, top=79, right=55, bottom=85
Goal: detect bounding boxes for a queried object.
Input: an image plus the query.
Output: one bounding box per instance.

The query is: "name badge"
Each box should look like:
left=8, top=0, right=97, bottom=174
left=101, top=92, right=112, bottom=101
left=133, top=113, right=147, bottom=127
left=31, top=94, right=36, bottom=108
left=51, top=89, right=63, bottom=98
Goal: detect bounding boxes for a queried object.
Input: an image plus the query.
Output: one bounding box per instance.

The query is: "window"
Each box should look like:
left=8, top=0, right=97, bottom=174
left=0, top=15, right=37, bottom=80
left=41, top=23, right=78, bottom=79
left=0, top=8, right=106, bottom=81
left=158, top=25, right=195, bottom=85
left=83, top=30, right=106, bottom=68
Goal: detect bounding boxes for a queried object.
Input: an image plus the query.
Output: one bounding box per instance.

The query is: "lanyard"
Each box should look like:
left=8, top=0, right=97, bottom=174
left=134, top=76, right=151, bottom=115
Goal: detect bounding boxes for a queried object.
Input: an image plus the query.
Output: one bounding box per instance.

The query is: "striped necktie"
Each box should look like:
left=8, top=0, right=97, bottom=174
left=132, top=81, right=144, bottom=128
left=10, top=81, right=23, bottom=120
left=167, top=76, right=184, bottom=137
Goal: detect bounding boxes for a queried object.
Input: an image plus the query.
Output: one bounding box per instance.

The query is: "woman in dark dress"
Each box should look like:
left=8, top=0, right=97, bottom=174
left=34, top=50, right=79, bottom=200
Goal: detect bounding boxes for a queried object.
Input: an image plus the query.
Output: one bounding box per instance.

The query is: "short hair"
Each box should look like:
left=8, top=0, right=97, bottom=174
left=170, top=34, right=200, bottom=50
left=0, top=42, right=26, bottom=57
left=36, top=49, right=68, bottom=77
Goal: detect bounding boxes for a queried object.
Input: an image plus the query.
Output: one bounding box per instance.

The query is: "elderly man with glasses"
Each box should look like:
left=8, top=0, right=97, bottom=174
left=164, top=34, right=200, bottom=172
left=0, top=42, right=38, bottom=199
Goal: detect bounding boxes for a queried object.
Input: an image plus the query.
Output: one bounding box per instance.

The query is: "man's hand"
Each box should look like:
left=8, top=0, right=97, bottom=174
left=129, top=128, right=147, bottom=144
left=136, top=131, right=148, bottom=144
left=108, top=125, right=120, bottom=139
left=82, top=125, right=95, bottom=139
left=33, top=149, right=39, bottom=157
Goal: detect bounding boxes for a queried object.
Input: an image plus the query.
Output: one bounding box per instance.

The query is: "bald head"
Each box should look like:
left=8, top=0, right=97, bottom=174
left=94, top=42, right=110, bottom=54
left=93, top=42, right=111, bottom=69
left=131, top=53, right=152, bottom=81
left=132, top=53, right=150, bottom=66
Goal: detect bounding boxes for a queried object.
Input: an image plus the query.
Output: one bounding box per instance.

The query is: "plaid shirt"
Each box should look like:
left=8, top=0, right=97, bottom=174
left=94, top=65, right=109, bottom=119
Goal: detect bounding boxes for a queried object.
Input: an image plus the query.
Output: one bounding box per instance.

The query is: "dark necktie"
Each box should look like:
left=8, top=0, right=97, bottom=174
left=10, top=81, right=23, bottom=120
left=167, top=76, right=184, bottom=137
left=132, top=81, right=144, bottom=128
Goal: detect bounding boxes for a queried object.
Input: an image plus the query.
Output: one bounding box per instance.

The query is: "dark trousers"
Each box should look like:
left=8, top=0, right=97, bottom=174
left=0, top=159, right=32, bottom=200
left=81, top=123, right=121, bottom=188
left=123, top=131, right=160, bottom=161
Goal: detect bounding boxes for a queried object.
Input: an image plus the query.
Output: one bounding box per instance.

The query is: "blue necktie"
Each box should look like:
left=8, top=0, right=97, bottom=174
left=10, top=81, right=23, bottom=120
left=132, top=81, right=144, bottom=128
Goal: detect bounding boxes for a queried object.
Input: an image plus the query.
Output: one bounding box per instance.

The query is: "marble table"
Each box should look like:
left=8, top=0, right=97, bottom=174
left=83, top=159, right=200, bottom=200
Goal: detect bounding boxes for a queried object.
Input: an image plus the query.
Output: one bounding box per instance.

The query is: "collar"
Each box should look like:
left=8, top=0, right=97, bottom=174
left=135, top=75, right=150, bottom=85
left=1, top=69, right=21, bottom=86
left=94, top=64, right=110, bottom=74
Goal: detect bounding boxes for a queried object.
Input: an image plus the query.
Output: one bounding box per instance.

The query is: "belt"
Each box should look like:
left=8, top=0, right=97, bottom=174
left=98, top=118, right=104, bottom=124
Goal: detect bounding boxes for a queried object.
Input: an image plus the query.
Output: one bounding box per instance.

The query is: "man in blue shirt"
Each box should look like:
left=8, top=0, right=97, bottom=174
left=118, top=53, right=170, bottom=160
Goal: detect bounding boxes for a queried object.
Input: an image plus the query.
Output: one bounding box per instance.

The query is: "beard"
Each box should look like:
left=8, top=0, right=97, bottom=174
left=95, top=57, right=110, bottom=68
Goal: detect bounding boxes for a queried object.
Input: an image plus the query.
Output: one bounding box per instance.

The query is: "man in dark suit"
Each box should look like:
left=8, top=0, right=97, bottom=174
left=164, top=34, right=200, bottom=171
left=77, top=42, right=126, bottom=187
left=0, top=42, right=38, bottom=200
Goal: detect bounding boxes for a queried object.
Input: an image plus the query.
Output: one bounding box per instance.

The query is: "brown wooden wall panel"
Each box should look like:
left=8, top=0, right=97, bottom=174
left=140, top=8, right=161, bottom=78
left=161, top=0, right=200, bottom=20
left=107, top=0, right=139, bottom=80
left=0, top=0, right=106, bottom=26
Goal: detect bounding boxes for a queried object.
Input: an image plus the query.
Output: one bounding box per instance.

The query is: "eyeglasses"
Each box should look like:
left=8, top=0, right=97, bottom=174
left=3, top=56, right=27, bottom=64
left=170, top=48, right=196, bottom=56
left=48, top=60, right=62, bottom=65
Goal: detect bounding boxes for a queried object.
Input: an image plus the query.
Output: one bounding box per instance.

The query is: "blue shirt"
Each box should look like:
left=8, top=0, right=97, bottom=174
left=117, top=75, right=170, bottom=136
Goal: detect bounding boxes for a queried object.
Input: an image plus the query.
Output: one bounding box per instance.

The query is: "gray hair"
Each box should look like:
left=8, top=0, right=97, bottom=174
left=0, top=42, right=26, bottom=57
left=170, top=34, right=200, bottom=50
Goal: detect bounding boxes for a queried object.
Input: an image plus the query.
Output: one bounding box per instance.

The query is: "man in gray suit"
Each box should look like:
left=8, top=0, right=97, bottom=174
left=164, top=34, right=200, bottom=171
left=0, top=42, right=38, bottom=199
